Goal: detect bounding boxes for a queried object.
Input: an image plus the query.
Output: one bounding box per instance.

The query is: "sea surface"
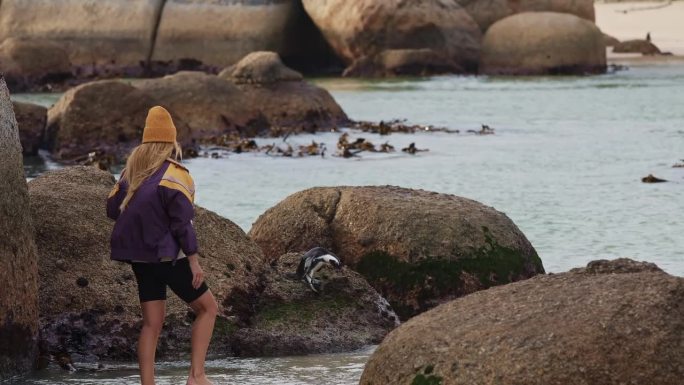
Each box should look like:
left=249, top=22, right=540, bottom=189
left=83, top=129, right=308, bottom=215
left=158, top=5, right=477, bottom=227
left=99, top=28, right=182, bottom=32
left=13, top=63, right=684, bottom=384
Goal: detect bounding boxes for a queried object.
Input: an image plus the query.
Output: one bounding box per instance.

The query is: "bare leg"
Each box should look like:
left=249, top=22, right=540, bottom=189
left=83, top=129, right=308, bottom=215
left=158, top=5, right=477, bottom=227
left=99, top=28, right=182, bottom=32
left=186, top=291, right=218, bottom=385
left=138, top=300, right=166, bottom=385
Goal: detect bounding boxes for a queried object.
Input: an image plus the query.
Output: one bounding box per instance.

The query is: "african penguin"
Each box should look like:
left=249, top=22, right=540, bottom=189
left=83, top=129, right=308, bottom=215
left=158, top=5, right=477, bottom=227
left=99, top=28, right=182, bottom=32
left=296, top=247, right=342, bottom=292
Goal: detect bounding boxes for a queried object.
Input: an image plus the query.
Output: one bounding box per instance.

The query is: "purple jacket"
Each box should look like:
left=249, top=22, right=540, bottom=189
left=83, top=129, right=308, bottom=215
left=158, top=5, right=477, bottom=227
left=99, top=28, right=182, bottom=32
left=106, top=158, right=198, bottom=263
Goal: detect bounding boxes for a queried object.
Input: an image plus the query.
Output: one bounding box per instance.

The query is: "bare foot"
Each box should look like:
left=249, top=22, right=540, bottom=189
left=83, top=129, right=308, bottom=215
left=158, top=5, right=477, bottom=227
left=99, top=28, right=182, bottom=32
left=186, top=374, right=214, bottom=385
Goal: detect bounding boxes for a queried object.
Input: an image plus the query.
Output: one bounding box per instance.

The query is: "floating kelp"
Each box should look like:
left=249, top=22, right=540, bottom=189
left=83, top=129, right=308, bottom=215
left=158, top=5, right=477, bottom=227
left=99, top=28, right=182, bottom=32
left=641, top=174, right=667, bottom=183
left=401, top=143, right=428, bottom=155
left=351, top=119, right=459, bottom=135
left=467, top=124, right=495, bottom=135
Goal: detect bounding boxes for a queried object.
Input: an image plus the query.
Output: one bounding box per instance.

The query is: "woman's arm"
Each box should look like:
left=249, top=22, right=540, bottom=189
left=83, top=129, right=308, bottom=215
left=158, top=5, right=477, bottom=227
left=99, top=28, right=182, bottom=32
left=106, top=178, right=126, bottom=220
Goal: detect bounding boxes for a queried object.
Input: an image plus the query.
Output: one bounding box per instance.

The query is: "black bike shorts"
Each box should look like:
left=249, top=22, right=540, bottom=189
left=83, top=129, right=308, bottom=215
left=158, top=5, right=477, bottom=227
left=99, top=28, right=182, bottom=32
left=131, top=258, right=209, bottom=303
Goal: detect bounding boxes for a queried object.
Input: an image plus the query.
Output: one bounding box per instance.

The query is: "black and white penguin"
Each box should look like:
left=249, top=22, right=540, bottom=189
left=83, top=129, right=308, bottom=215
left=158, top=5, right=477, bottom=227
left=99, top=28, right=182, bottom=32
left=296, top=247, right=342, bottom=292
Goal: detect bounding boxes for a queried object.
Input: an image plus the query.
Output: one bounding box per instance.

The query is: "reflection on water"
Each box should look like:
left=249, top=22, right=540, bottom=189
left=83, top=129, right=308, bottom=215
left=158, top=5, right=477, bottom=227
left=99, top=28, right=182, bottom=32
left=17, top=348, right=373, bottom=385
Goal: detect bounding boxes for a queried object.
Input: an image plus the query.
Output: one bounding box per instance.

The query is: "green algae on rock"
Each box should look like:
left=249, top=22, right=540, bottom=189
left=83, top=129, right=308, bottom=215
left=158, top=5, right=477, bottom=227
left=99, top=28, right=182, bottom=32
left=250, top=186, right=544, bottom=319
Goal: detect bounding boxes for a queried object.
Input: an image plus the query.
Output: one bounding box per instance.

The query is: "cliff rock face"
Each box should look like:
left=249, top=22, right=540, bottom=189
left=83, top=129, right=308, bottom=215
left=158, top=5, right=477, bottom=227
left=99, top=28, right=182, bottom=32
left=0, top=77, right=40, bottom=379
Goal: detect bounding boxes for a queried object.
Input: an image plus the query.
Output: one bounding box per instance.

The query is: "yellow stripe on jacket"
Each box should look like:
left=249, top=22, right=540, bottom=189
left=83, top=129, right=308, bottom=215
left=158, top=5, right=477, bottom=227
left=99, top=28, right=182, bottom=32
left=159, top=159, right=195, bottom=203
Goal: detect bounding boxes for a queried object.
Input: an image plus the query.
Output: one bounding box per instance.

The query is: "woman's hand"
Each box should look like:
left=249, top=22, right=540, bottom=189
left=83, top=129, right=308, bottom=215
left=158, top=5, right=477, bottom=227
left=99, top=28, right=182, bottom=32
left=188, top=254, right=204, bottom=289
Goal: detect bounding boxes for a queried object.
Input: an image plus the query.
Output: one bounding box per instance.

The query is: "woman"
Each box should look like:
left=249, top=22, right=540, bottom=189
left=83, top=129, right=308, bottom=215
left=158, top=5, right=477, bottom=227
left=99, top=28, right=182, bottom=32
left=106, top=106, right=217, bottom=385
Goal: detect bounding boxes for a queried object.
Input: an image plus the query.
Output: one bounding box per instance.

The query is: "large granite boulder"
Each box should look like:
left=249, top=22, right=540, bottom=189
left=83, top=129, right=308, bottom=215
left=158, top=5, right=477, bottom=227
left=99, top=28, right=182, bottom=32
left=152, top=0, right=304, bottom=69
left=360, top=258, right=684, bottom=385
left=0, top=0, right=160, bottom=72
left=249, top=186, right=544, bottom=319
left=455, top=0, right=595, bottom=32
left=28, top=166, right=265, bottom=361
left=480, top=12, right=606, bottom=75
left=342, top=48, right=465, bottom=77
left=46, top=80, right=192, bottom=162
left=12, top=101, right=47, bottom=156
left=0, top=38, right=72, bottom=92
left=613, top=39, right=662, bottom=55
left=228, top=252, right=398, bottom=356
left=220, top=52, right=348, bottom=134
left=302, top=0, right=482, bottom=75
left=133, top=71, right=269, bottom=139
left=0, top=77, right=39, bottom=379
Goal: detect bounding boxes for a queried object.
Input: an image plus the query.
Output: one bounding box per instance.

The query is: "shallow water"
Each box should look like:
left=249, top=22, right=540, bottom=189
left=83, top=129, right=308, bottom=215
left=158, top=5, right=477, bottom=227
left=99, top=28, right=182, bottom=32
left=14, top=63, right=684, bottom=384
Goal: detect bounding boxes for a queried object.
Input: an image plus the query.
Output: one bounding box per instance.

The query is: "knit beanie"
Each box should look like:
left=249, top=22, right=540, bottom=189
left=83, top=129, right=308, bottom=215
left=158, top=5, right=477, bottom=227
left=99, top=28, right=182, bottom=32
left=142, top=106, right=177, bottom=143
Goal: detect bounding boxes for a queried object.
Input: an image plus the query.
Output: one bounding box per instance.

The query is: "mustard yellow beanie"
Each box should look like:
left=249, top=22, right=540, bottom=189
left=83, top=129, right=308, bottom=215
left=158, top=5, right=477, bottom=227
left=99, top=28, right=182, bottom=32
left=142, top=106, right=177, bottom=143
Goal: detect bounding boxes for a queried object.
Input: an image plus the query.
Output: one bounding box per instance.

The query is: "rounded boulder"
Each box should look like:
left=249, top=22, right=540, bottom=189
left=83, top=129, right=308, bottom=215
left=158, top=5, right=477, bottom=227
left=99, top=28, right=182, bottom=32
left=28, top=166, right=265, bottom=361
left=481, top=12, right=606, bottom=75
left=12, top=101, right=47, bottom=156
left=302, top=0, right=482, bottom=74
left=132, top=71, right=269, bottom=139
left=220, top=52, right=349, bottom=134
left=249, top=186, right=544, bottom=319
left=360, top=258, right=684, bottom=385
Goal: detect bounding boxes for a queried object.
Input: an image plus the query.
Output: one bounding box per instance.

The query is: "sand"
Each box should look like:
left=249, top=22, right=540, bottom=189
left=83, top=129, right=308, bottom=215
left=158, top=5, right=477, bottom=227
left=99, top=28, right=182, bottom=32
left=595, top=1, right=684, bottom=56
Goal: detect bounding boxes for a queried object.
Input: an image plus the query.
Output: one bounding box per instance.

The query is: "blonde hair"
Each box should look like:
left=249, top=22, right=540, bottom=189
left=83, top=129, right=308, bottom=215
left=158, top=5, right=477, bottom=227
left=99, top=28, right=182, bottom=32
left=120, top=141, right=182, bottom=210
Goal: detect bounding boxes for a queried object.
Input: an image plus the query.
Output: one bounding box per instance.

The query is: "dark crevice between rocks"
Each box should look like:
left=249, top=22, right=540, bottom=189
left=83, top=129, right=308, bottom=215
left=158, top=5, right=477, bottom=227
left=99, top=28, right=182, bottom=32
left=278, top=1, right=345, bottom=75
left=145, top=0, right=169, bottom=76
left=0, top=313, right=37, bottom=376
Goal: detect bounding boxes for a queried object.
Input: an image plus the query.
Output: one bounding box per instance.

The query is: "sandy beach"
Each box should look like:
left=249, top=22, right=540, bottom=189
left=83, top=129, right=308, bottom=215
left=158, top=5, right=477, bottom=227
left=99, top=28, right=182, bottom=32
left=595, top=1, right=684, bottom=57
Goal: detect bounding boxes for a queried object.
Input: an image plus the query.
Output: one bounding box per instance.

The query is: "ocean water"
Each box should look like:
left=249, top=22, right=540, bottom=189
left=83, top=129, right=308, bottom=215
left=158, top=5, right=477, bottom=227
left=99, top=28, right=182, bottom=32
left=14, top=63, right=684, bottom=384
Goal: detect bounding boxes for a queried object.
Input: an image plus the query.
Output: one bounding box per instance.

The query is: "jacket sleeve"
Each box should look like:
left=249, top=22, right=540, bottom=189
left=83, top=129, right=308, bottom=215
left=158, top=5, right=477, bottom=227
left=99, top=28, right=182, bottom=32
left=160, top=174, right=198, bottom=256
left=106, top=176, right=127, bottom=220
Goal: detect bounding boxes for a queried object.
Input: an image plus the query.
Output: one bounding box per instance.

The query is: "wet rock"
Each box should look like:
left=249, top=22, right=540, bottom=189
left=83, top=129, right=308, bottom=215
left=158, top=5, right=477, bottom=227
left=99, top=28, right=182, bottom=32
left=249, top=186, right=544, bottom=319
left=455, top=0, right=595, bottom=32
left=481, top=12, right=606, bottom=75
left=28, top=166, right=265, bottom=362
left=613, top=39, right=662, bottom=55
left=46, top=80, right=193, bottom=162
left=0, top=77, right=40, bottom=379
left=227, top=252, right=398, bottom=357
left=360, top=258, right=684, bottom=385
left=0, top=1, right=158, bottom=73
left=153, top=0, right=305, bottom=69
left=302, top=0, right=482, bottom=75
left=12, top=101, right=47, bottom=156
left=133, top=71, right=269, bottom=139
left=642, top=174, right=667, bottom=183
left=220, top=52, right=349, bottom=134
left=0, top=38, right=72, bottom=92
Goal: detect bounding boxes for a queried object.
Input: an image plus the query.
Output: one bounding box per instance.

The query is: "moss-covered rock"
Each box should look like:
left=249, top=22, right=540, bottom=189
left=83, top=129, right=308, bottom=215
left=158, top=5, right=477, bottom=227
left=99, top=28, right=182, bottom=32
left=227, top=252, right=398, bottom=356
left=250, top=186, right=544, bottom=319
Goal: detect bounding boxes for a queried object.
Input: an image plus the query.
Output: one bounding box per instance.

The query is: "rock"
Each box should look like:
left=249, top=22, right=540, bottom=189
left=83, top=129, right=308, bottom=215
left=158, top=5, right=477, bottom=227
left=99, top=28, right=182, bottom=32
left=132, top=71, right=269, bottom=139
left=221, top=52, right=303, bottom=84
left=480, top=12, right=606, bottom=75
left=12, top=101, right=47, bottom=156
left=0, top=38, right=72, bottom=92
left=642, top=174, right=667, bottom=183
left=46, top=80, right=192, bottom=162
left=455, top=0, right=596, bottom=32
left=360, top=258, right=684, bottom=385
left=153, top=0, right=304, bottom=69
left=0, top=77, right=39, bottom=378
left=220, top=52, right=349, bottom=134
left=227, top=252, right=398, bottom=357
left=603, top=33, right=620, bottom=47
left=0, top=0, right=160, bottom=71
left=302, top=0, right=482, bottom=75
left=249, top=186, right=544, bottom=319
left=342, top=48, right=464, bottom=77
left=570, top=258, right=664, bottom=275
left=28, top=166, right=265, bottom=361
left=613, top=39, right=662, bottom=55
